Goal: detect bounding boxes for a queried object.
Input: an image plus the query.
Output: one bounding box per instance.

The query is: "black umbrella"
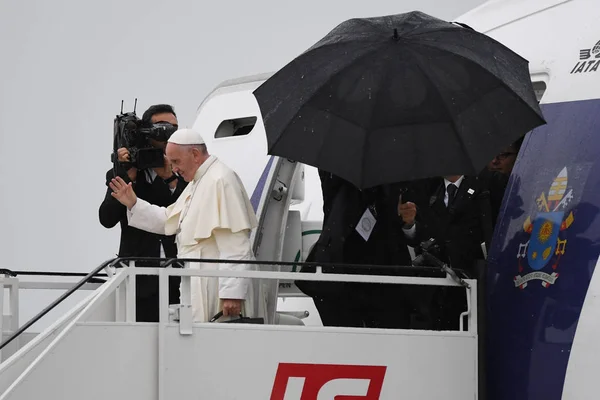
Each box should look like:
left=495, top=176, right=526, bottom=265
left=253, top=11, right=545, bottom=189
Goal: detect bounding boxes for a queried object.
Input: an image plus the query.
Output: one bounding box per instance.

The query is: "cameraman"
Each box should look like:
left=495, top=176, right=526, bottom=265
left=99, top=104, right=187, bottom=322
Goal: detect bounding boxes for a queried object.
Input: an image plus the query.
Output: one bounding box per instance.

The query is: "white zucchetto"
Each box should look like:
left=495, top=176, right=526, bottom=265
left=168, top=128, right=205, bottom=145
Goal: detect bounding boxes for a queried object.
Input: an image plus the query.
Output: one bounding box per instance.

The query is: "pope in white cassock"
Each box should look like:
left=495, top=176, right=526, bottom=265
left=109, top=128, right=266, bottom=322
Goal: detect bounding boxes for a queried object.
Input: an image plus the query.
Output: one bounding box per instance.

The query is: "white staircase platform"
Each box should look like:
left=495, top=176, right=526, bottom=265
left=0, top=262, right=479, bottom=400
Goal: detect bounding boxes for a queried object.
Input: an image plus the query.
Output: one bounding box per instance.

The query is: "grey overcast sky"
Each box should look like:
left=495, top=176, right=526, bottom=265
left=0, top=0, right=486, bottom=327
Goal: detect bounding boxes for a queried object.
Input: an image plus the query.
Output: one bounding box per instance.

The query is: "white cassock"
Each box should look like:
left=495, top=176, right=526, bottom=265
left=126, top=155, right=267, bottom=322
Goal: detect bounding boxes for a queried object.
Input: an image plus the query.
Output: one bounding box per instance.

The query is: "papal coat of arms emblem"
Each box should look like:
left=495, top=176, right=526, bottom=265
left=514, top=167, right=575, bottom=289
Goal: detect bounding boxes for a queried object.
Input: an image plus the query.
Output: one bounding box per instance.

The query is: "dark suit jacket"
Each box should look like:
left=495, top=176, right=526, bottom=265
left=99, top=165, right=187, bottom=297
left=477, top=168, right=510, bottom=226
left=404, top=172, right=507, bottom=276
left=296, top=170, right=412, bottom=297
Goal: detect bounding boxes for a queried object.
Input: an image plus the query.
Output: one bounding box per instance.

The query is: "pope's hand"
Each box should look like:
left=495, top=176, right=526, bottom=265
left=109, top=176, right=138, bottom=209
left=222, top=299, right=242, bottom=317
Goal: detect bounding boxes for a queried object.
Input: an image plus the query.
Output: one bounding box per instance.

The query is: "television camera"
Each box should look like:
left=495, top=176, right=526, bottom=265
left=111, top=99, right=178, bottom=171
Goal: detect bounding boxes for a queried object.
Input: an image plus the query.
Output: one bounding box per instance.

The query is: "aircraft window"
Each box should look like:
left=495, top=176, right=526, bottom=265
left=532, top=80, right=547, bottom=103
left=214, top=117, right=257, bottom=139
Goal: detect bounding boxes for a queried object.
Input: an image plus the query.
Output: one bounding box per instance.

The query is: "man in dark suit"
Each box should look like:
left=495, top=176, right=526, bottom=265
left=99, top=104, right=187, bottom=322
left=295, top=170, right=414, bottom=329
left=398, top=172, right=507, bottom=330
left=487, top=136, right=524, bottom=176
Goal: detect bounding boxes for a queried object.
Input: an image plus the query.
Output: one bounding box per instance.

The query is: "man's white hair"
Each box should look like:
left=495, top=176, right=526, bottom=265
left=181, top=143, right=208, bottom=154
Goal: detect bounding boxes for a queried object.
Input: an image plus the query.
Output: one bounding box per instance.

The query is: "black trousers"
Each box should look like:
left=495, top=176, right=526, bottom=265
left=405, top=286, right=468, bottom=331
left=135, top=275, right=181, bottom=322
left=312, top=283, right=411, bottom=329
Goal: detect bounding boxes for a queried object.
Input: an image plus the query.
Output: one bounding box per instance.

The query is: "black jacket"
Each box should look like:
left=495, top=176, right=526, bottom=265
left=99, top=165, right=187, bottom=296
left=404, top=172, right=507, bottom=276
left=296, top=170, right=412, bottom=297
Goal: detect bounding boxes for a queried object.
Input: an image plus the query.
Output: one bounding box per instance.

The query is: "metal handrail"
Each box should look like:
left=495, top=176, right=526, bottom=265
left=0, top=257, right=120, bottom=351
left=1, top=271, right=109, bottom=278
left=110, top=256, right=464, bottom=278
left=0, top=254, right=471, bottom=351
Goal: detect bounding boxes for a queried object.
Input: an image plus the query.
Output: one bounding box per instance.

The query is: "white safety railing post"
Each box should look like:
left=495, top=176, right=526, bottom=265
left=0, top=276, right=5, bottom=362
left=125, top=261, right=136, bottom=322
left=8, top=278, right=19, bottom=335
left=115, top=276, right=125, bottom=322
left=179, top=262, right=192, bottom=335
left=158, top=267, right=169, bottom=400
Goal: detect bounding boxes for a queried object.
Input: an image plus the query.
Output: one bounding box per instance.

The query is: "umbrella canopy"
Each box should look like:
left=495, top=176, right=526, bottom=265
left=253, top=11, right=545, bottom=189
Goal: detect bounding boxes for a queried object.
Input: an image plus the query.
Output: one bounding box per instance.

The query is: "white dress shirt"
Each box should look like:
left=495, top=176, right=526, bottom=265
left=442, top=175, right=464, bottom=206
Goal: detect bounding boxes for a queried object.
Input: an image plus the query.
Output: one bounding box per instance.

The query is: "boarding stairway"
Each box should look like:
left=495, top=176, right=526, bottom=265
left=0, top=257, right=484, bottom=400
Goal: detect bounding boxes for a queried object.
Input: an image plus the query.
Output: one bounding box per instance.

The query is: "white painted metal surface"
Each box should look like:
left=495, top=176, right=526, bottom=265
left=458, top=0, right=597, bottom=105
left=561, top=254, right=600, bottom=399
left=0, top=266, right=477, bottom=400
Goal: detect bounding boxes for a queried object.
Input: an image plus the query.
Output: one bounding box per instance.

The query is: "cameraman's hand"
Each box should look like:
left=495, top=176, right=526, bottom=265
left=117, top=147, right=130, bottom=162
left=109, top=176, right=137, bottom=209
left=126, top=168, right=137, bottom=182
left=398, top=201, right=417, bottom=226
left=117, top=147, right=137, bottom=181
left=153, top=157, right=172, bottom=179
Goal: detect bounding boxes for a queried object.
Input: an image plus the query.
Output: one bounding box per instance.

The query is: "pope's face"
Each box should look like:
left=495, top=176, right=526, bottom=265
left=166, top=143, right=199, bottom=182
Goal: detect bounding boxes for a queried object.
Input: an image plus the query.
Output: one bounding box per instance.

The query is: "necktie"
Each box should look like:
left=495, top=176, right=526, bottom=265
left=447, top=183, right=457, bottom=207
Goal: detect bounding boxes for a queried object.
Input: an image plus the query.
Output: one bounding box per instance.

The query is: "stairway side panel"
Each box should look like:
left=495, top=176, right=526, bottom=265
left=163, top=325, right=477, bottom=400
left=1, top=324, right=157, bottom=400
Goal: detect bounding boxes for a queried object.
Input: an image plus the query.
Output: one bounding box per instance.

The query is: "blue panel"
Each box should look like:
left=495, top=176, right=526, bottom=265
left=487, top=98, right=600, bottom=400
left=250, top=156, right=275, bottom=212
